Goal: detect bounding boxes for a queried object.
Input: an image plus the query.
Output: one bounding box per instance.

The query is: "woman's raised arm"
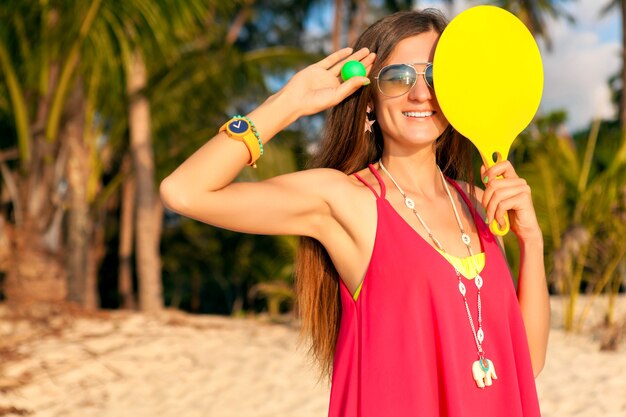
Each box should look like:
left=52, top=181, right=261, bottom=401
left=160, top=47, right=374, bottom=237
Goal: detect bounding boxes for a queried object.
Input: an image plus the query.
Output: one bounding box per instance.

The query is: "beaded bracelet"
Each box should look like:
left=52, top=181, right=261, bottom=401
left=235, top=114, right=264, bottom=156
left=219, top=115, right=264, bottom=168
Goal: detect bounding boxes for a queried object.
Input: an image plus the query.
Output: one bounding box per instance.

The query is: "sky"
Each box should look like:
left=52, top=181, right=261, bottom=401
left=418, top=0, right=622, bottom=132
left=306, top=0, right=622, bottom=133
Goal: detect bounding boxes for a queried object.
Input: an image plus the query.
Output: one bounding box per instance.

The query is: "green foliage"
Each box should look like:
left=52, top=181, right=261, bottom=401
left=159, top=134, right=305, bottom=314
left=4, top=0, right=623, bottom=321
left=513, top=113, right=626, bottom=330
left=146, top=1, right=318, bottom=315
left=0, top=0, right=317, bottom=313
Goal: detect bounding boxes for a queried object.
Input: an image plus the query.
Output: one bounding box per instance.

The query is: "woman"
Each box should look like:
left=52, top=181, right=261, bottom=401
left=160, top=9, right=550, bottom=417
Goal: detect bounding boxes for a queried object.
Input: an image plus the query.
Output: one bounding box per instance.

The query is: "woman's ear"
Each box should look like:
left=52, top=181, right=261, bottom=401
left=365, top=104, right=376, bottom=133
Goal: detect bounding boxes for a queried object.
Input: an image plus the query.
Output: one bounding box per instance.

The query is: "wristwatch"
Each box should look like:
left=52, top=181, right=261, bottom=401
left=219, top=117, right=261, bottom=167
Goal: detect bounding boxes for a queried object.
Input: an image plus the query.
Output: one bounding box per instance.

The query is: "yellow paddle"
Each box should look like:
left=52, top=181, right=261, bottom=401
left=434, top=5, right=543, bottom=235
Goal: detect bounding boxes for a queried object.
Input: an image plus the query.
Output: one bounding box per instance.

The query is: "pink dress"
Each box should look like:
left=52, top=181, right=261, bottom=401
left=328, top=164, right=541, bottom=417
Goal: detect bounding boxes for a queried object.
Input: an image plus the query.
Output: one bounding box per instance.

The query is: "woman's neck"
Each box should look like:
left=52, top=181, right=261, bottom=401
left=379, top=147, right=444, bottom=199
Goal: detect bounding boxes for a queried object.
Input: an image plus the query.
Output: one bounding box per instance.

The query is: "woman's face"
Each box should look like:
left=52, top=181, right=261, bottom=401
left=373, top=31, right=449, bottom=150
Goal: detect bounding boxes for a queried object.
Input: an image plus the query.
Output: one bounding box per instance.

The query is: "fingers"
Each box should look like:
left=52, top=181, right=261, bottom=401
left=360, top=52, right=377, bottom=76
left=329, top=47, right=374, bottom=75
left=315, top=47, right=355, bottom=70
left=329, top=76, right=371, bottom=105
left=481, top=160, right=518, bottom=184
left=481, top=160, right=529, bottom=227
left=482, top=180, right=531, bottom=226
left=316, top=47, right=373, bottom=75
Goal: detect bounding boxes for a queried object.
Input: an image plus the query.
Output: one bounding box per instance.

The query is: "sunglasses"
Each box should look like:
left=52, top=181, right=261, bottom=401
left=374, top=62, right=434, bottom=97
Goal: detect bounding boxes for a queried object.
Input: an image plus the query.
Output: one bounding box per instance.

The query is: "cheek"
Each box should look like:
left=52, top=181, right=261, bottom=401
left=373, top=110, right=390, bottom=134
left=431, top=95, right=449, bottom=127
left=436, top=111, right=449, bottom=127
left=372, top=99, right=395, bottom=126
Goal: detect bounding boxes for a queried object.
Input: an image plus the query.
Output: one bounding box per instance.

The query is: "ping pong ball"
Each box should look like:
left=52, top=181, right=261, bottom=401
left=341, top=60, right=366, bottom=81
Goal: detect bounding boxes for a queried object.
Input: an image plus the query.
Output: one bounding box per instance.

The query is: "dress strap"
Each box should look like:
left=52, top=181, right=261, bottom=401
left=368, top=163, right=386, bottom=199
left=353, top=173, right=380, bottom=199
left=352, top=164, right=386, bottom=200
left=445, top=177, right=488, bottom=234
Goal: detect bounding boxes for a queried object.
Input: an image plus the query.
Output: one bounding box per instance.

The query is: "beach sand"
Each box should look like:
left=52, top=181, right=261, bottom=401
left=0, top=295, right=624, bottom=417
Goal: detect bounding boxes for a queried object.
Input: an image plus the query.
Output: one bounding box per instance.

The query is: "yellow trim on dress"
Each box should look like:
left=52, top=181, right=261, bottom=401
left=435, top=250, right=485, bottom=280
left=352, top=251, right=486, bottom=301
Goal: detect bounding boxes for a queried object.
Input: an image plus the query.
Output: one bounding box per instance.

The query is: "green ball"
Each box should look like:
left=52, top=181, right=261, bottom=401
left=340, top=60, right=366, bottom=81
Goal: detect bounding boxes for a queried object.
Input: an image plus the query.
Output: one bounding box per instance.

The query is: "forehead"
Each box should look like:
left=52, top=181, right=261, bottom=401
left=385, top=31, right=440, bottom=65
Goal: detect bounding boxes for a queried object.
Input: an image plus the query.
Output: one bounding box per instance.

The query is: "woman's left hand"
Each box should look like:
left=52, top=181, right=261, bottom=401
left=481, top=161, right=542, bottom=242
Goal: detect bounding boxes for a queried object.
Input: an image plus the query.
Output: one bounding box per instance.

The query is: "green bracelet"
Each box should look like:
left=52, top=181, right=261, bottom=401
left=235, top=114, right=264, bottom=156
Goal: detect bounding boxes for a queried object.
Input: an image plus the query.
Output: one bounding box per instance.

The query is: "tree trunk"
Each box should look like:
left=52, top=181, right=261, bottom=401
left=348, top=0, right=368, bottom=47
left=65, top=78, right=94, bottom=307
left=127, top=49, right=163, bottom=312
left=333, top=0, right=343, bottom=51
left=118, top=154, right=136, bottom=309
left=0, top=215, right=10, bottom=277
left=86, top=208, right=103, bottom=310
left=2, top=134, right=66, bottom=305
left=619, top=0, right=626, bottom=126
left=4, top=219, right=66, bottom=304
left=1, top=56, right=67, bottom=305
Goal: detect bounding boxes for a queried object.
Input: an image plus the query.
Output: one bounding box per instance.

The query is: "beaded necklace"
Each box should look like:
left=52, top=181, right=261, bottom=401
left=378, top=159, right=497, bottom=388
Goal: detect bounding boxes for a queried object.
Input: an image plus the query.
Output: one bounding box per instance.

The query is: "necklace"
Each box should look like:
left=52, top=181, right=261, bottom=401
left=378, top=159, right=497, bottom=389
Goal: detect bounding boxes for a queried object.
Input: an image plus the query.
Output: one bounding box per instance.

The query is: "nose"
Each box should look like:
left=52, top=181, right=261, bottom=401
left=407, top=73, right=432, bottom=102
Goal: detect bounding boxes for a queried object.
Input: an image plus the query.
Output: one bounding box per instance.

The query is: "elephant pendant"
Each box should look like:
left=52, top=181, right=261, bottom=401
left=471, top=357, right=497, bottom=388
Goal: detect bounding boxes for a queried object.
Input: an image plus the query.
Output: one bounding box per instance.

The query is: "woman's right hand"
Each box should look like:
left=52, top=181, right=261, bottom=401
left=279, top=47, right=375, bottom=118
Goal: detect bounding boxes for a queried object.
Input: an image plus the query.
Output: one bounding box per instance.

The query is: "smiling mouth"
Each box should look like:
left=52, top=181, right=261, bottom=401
left=403, top=111, right=434, bottom=118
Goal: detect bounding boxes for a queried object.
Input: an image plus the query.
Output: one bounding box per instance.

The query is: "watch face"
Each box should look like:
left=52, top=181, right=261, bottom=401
left=228, top=118, right=250, bottom=134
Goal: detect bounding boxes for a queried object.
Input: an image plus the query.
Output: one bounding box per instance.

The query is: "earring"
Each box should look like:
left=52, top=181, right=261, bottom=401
left=364, top=105, right=376, bottom=133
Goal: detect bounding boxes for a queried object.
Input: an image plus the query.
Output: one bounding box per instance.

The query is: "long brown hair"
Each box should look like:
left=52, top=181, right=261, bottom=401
left=294, top=9, right=476, bottom=382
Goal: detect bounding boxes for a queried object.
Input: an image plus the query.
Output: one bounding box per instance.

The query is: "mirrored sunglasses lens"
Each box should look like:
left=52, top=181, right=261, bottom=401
left=425, top=64, right=434, bottom=88
left=378, top=65, right=416, bottom=97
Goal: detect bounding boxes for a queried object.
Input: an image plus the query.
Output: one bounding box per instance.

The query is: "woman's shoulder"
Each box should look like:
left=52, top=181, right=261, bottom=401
left=294, top=167, right=358, bottom=185
left=295, top=165, right=378, bottom=186
left=288, top=167, right=373, bottom=199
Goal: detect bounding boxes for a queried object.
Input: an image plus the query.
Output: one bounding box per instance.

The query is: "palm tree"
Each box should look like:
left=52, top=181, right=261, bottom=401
left=82, top=0, right=234, bottom=311
left=514, top=114, right=626, bottom=331
left=150, top=0, right=323, bottom=314
left=0, top=0, right=216, bottom=309
left=0, top=0, right=105, bottom=304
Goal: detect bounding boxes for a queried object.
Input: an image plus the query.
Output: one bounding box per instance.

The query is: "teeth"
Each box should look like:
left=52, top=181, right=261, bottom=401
left=403, top=111, right=433, bottom=118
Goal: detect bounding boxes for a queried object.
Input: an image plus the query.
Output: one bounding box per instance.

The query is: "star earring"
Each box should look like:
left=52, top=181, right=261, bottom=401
left=365, top=105, right=376, bottom=133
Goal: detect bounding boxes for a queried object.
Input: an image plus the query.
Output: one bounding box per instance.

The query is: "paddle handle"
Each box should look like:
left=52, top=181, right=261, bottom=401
left=481, top=151, right=511, bottom=236
left=489, top=174, right=510, bottom=236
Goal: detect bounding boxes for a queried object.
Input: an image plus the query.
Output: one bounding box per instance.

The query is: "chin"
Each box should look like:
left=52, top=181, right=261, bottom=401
left=407, top=130, right=444, bottom=143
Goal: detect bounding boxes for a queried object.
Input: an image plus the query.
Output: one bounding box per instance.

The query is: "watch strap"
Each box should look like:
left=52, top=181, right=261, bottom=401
left=219, top=116, right=262, bottom=167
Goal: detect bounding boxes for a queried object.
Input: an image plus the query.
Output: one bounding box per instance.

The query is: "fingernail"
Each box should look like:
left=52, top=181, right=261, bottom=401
left=485, top=216, right=489, bottom=224
left=483, top=175, right=489, bottom=184
left=363, top=79, right=370, bottom=85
